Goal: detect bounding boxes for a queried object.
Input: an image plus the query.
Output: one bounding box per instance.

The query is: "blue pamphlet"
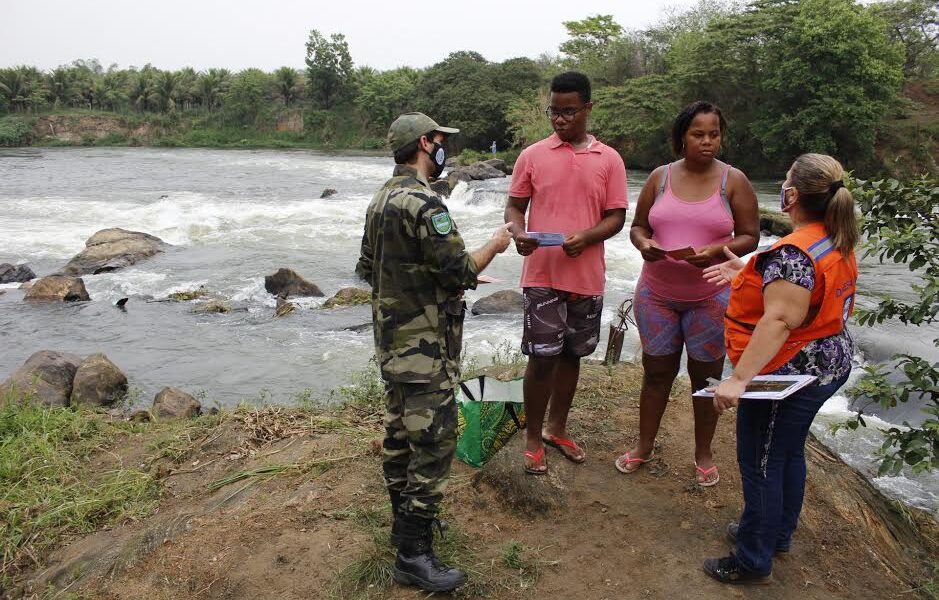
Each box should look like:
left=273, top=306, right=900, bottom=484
left=527, top=232, right=565, bottom=247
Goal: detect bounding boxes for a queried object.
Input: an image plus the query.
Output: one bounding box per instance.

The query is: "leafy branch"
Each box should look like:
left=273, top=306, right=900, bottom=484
left=844, top=175, right=939, bottom=474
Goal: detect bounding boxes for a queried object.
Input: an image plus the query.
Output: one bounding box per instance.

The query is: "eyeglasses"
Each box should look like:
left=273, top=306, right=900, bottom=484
left=545, top=106, right=587, bottom=120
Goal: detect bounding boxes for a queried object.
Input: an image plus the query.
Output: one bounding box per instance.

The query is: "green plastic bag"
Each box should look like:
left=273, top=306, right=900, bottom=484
left=456, top=375, right=526, bottom=468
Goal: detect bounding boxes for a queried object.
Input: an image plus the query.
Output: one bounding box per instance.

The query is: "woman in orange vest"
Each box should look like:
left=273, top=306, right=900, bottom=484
left=700, top=153, right=859, bottom=585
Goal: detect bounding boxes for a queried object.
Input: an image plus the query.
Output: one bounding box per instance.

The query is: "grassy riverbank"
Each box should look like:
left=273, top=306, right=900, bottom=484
left=3, top=98, right=936, bottom=178
left=3, top=360, right=937, bottom=599
left=0, top=109, right=385, bottom=151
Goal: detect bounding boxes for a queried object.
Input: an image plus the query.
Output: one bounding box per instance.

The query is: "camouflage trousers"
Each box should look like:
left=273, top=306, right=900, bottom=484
left=383, top=381, right=458, bottom=521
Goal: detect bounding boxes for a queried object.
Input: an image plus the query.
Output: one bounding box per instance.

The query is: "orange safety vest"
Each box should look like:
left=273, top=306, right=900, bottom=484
left=724, top=222, right=858, bottom=373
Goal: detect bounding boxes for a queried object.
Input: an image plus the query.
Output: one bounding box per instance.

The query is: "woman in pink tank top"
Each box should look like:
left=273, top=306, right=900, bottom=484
left=614, top=101, right=759, bottom=486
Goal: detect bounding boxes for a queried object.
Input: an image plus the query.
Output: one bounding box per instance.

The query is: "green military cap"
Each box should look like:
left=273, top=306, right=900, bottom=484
left=387, top=112, right=459, bottom=153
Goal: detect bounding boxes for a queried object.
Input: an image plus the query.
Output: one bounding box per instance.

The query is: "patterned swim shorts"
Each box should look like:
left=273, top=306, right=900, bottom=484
left=633, top=280, right=729, bottom=362
left=521, top=287, right=603, bottom=358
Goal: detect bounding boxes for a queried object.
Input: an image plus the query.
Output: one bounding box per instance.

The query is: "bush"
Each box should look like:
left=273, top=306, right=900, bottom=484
left=454, top=148, right=521, bottom=167
left=0, top=117, right=34, bottom=146
left=97, top=132, right=129, bottom=145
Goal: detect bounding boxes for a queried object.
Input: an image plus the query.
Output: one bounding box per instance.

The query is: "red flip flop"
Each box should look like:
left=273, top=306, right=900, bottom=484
left=542, top=433, right=586, bottom=464
left=614, top=451, right=655, bottom=474
left=524, top=446, right=548, bottom=475
left=695, top=463, right=720, bottom=487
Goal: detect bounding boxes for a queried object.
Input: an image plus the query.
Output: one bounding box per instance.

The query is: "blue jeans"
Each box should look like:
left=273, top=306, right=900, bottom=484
left=734, top=371, right=850, bottom=575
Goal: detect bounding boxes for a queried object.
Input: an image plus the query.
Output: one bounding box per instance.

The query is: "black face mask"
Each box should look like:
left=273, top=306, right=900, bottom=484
left=426, top=142, right=446, bottom=178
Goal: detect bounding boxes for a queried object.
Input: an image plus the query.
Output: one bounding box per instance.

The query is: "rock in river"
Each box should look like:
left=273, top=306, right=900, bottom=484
left=264, top=268, right=323, bottom=298
left=24, top=275, right=90, bottom=301
left=0, top=350, right=82, bottom=407
left=471, top=290, right=524, bottom=315
left=59, top=228, right=169, bottom=276
left=70, top=353, right=129, bottom=407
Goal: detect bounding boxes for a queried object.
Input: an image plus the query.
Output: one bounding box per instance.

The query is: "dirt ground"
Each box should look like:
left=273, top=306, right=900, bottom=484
left=18, top=362, right=939, bottom=600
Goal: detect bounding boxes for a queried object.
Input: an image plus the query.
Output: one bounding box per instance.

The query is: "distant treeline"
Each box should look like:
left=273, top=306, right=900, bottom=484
left=1, top=0, right=936, bottom=176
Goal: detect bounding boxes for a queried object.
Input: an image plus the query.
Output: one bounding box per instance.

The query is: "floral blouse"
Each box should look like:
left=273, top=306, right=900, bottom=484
left=755, top=245, right=854, bottom=385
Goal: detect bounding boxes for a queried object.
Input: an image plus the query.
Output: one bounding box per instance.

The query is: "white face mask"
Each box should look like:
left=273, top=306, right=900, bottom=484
left=779, top=185, right=794, bottom=211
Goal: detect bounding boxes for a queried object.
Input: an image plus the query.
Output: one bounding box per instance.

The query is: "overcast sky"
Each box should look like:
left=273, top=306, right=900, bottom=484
left=2, top=0, right=703, bottom=72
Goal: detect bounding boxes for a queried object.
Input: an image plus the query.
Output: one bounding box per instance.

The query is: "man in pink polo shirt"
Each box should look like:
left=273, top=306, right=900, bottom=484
left=504, top=71, right=628, bottom=474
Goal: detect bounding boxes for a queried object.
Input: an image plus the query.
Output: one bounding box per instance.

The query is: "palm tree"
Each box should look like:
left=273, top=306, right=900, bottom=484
left=175, top=67, right=198, bottom=111
left=128, top=65, right=157, bottom=112
left=0, top=66, right=47, bottom=112
left=196, top=69, right=230, bottom=111
left=273, top=66, right=301, bottom=106
left=48, top=67, right=79, bottom=107
left=152, top=70, right=179, bottom=113
left=101, top=68, right=129, bottom=112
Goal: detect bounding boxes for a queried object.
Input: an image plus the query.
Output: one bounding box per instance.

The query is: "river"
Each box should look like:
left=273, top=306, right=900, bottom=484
left=0, top=147, right=935, bottom=514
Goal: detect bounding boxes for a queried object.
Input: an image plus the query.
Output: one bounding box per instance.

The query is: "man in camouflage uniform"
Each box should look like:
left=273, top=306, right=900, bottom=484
left=355, top=112, right=512, bottom=592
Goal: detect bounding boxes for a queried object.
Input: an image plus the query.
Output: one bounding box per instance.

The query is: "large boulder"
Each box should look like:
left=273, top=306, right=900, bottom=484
left=70, top=353, right=128, bottom=407
left=0, top=263, right=36, bottom=283
left=446, top=162, right=506, bottom=190
left=320, top=188, right=338, bottom=199
left=152, top=387, right=201, bottom=420
left=759, top=208, right=793, bottom=237
left=471, top=290, right=524, bottom=315
left=482, top=158, right=512, bottom=175
left=0, top=350, right=82, bottom=407
left=60, top=228, right=169, bottom=276
left=322, top=287, right=371, bottom=309
left=429, top=179, right=452, bottom=198
left=24, top=276, right=90, bottom=302
left=264, top=268, right=323, bottom=297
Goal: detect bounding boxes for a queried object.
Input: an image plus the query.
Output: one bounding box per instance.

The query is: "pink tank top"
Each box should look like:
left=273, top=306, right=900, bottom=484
left=640, top=163, right=734, bottom=301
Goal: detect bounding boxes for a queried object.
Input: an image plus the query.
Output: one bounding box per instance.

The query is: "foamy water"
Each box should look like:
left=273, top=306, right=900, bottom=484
left=0, top=147, right=935, bottom=514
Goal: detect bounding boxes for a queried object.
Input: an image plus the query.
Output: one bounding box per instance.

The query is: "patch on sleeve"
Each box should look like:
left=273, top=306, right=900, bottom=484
left=430, top=212, right=453, bottom=235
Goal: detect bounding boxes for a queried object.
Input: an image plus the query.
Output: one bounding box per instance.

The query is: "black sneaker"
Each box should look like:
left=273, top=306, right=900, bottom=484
left=725, top=522, right=790, bottom=555
left=703, top=555, right=771, bottom=585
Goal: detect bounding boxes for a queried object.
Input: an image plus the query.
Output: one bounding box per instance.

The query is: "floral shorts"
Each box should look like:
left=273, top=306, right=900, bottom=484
left=634, top=280, right=729, bottom=362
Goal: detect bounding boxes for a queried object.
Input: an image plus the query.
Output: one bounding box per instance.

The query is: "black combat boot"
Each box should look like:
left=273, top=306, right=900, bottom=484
left=388, top=494, right=447, bottom=547
left=393, top=513, right=466, bottom=592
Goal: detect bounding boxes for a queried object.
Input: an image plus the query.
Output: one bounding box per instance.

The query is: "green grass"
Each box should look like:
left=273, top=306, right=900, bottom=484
left=501, top=540, right=556, bottom=589
left=327, top=361, right=385, bottom=415
left=329, top=503, right=478, bottom=600
left=0, top=393, right=158, bottom=588
left=142, top=410, right=226, bottom=464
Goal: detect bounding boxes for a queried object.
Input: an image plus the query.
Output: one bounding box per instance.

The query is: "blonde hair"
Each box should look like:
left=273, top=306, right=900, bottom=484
left=789, top=153, right=858, bottom=254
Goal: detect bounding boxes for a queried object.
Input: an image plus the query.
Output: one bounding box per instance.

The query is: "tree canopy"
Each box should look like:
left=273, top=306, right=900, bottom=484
left=0, top=1, right=935, bottom=175
left=304, top=30, right=354, bottom=110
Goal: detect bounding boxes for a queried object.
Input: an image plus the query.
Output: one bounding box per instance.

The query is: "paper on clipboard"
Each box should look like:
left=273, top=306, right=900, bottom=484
left=693, top=375, right=818, bottom=400
left=527, top=232, right=565, bottom=247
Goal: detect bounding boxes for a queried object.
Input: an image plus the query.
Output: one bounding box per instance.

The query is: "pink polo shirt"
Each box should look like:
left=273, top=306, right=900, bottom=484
left=509, top=133, right=628, bottom=296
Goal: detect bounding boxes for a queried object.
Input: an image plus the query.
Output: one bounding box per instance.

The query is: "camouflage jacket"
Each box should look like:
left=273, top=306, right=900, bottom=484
left=356, top=165, right=478, bottom=389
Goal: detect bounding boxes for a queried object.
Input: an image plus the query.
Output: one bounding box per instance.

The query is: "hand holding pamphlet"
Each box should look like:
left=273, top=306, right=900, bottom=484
left=693, top=375, right=818, bottom=400
left=666, top=246, right=696, bottom=260
left=526, top=231, right=565, bottom=247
